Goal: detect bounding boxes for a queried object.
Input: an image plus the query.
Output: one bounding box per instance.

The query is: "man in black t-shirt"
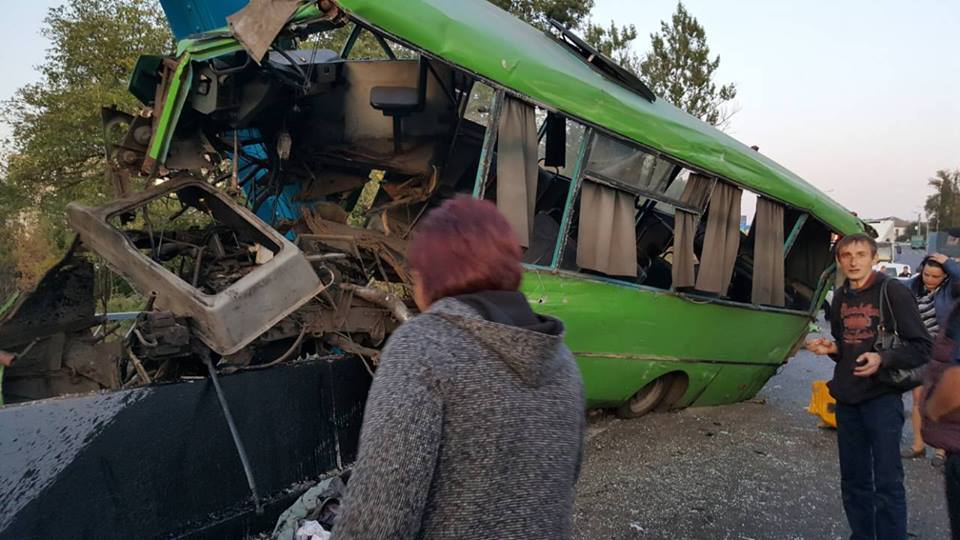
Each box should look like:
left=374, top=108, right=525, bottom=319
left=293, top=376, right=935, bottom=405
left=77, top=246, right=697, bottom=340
left=807, top=233, right=931, bottom=540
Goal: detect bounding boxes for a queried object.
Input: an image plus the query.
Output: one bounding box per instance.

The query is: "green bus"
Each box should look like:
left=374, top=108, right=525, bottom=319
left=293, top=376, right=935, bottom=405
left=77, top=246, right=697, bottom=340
left=4, top=0, right=864, bottom=418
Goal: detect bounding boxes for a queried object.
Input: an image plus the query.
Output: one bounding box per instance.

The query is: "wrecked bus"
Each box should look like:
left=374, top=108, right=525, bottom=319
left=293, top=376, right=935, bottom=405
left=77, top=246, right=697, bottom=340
left=0, top=0, right=866, bottom=537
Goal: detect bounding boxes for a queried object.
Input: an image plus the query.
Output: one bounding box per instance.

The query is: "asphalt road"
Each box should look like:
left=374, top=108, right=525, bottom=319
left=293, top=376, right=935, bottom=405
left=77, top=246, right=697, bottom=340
left=572, top=320, right=950, bottom=539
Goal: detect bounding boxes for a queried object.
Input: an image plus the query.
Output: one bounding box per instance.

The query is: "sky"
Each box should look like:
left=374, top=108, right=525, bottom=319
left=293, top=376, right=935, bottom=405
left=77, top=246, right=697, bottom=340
left=591, top=0, right=960, bottom=220
left=1, top=0, right=958, bottom=220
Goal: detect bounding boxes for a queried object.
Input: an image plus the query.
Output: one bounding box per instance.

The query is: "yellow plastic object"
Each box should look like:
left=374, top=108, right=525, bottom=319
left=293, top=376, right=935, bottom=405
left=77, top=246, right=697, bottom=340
left=806, top=380, right=837, bottom=429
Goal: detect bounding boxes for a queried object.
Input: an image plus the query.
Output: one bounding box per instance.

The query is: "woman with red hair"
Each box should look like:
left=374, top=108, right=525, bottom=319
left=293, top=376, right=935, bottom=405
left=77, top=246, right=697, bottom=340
left=333, top=196, right=585, bottom=540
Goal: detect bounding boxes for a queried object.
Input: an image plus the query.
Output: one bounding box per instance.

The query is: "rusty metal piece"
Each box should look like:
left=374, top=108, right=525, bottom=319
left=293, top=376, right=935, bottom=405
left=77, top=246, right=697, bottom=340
left=300, top=304, right=394, bottom=344
left=131, top=312, right=192, bottom=362
left=66, top=177, right=328, bottom=356
left=340, top=284, right=411, bottom=323
left=227, top=0, right=306, bottom=64
left=127, top=348, right=153, bottom=385
left=294, top=172, right=370, bottom=200
left=300, top=214, right=412, bottom=285
left=235, top=325, right=306, bottom=372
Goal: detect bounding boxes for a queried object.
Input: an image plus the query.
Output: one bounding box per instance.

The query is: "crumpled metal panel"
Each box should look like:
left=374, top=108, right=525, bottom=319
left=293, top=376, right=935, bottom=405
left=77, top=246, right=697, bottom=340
left=66, top=178, right=326, bottom=355
left=226, top=0, right=303, bottom=63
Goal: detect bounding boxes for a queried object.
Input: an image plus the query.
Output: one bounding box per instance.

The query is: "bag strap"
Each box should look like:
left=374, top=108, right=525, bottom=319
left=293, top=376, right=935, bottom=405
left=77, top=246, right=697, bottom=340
left=878, top=278, right=900, bottom=337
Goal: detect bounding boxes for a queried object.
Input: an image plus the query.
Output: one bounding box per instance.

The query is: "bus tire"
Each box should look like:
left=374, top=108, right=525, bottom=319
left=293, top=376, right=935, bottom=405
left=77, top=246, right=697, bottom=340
left=616, top=376, right=669, bottom=419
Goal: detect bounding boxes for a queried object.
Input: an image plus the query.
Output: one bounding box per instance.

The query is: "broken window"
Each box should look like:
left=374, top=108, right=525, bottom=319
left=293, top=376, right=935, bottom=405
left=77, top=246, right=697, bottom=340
left=475, top=102, right=583, bottom=267
left=584, top=132, right=676, bottom=199
left=538, top=114, right=586, bottom=179
left=784, top=213, right=834, bottom=311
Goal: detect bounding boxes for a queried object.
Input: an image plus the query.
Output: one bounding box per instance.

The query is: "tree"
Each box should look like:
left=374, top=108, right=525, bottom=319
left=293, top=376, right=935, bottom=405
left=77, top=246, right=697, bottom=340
left=898, top=221, right=918, bottom=243
left=639, top=2, right=737, bottom=126
left=584, top=20, right=641, bottom=74
left=0, top=0, right=172, bottom=290
left=1, top=0, right=173, bottom=225
left=486, top=0, right=594, bottom=31
left=925, top=169, right=960, bottom=231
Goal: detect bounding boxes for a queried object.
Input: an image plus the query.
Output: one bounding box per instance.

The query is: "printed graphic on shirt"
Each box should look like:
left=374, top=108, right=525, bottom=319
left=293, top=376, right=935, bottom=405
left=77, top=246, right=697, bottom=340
left=840, top=302, right=881, bottom=345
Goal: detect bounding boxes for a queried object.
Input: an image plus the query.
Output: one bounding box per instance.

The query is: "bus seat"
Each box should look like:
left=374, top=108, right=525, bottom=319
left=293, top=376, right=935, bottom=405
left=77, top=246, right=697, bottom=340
left=370, top=58, right=429, bottom=153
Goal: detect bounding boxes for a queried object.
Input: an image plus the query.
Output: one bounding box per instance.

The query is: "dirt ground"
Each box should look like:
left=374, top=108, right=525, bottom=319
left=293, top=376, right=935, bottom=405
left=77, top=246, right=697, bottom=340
left=572, top=323, right=950, bottom=539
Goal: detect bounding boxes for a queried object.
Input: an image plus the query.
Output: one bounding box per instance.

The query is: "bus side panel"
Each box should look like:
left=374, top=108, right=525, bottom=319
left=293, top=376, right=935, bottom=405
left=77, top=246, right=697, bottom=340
left=690, top=364, right=779, bottom=407
left=576, top=356, right=720, bottom=408
left=523, top=272, right=807, bottom=407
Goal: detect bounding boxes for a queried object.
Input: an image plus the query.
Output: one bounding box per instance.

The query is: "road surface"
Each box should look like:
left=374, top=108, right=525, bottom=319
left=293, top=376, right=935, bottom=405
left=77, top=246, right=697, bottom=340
left=572, top=320, right=949, bottom=539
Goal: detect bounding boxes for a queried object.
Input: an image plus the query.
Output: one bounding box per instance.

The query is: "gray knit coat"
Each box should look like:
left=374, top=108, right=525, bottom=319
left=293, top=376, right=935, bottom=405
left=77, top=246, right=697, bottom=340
left=332, top=296, right=585, bottom=539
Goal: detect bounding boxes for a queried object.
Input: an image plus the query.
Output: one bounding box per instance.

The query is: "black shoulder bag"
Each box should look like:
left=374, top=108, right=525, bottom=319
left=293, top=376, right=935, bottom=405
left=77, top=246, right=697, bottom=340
left=874, top=279, right=926, bottom=391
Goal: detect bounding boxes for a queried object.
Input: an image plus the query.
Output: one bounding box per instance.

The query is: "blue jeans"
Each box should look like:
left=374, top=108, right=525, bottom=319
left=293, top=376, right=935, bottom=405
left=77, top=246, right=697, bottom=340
left=836, top=393, right=907, bottom=540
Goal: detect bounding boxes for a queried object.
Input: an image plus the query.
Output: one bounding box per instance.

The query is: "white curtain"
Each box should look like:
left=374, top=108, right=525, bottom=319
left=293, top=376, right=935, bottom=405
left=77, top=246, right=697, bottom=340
left=496, top=97, right=538, bottom=247
left=751, top=197, right=786, bottom=306
left=671, top=174, right=714, bottom=289
left=576, top=180, right=638, bottom=277
left=695, top=182, right=742, bottom=295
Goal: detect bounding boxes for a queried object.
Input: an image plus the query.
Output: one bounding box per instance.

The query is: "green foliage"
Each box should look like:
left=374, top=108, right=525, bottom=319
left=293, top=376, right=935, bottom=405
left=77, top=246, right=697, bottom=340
left=925, top=169, right=960, bottom=231
left=0, top=0, right=172, bottom=291
left=584, top=20, right=641, bottom=74
left=0, top=224, right=16, bottom=299
left=639, top=2, right=738, bottom=126
left=1, top=0, right=173, bottom=222
left=308, top=24, right=414, bottom=61
left=486, top=0, right=594, bottom=31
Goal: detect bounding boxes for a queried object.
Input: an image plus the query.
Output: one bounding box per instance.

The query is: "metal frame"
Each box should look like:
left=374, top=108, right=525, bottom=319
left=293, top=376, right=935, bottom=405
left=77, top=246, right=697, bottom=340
left=550, top=126, right=594, bottom=268
left=340, top=23, right=363, bottom=58
left=583, top=170, right=699, bottom=214
left=783, top=213, right=809, bottom=257
left=471, top=88, right=505, bottom=199
left=66, top=178, right=327, bottom=355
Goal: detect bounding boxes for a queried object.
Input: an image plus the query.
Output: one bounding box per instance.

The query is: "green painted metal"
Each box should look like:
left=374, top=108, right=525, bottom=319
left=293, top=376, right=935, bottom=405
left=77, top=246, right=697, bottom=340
left=550, top=127, right=592, bottom=268
left=472, top=89, right=504, bottom=199
left=0, top=291, right=19, bottom=318
left=521, top=271, right=809, bottom=407
left=336, top=0, right=864, bottom=235
left=147, top=54, right=193, bottom=162
left=783, top=213, right=809, bottom=257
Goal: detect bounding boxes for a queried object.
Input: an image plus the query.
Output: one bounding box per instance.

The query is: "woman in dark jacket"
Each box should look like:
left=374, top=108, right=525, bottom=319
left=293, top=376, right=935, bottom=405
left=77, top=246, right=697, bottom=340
left=905, top=254, right=960, bottom=459
left=921, top=300, right=960, bottom=536
left=333, top=197, right=585, bottom=540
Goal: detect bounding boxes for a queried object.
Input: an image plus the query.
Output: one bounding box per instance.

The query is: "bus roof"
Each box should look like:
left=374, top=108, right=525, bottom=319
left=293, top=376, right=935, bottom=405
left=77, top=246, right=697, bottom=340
left=336, top=0, right=864, bottom=234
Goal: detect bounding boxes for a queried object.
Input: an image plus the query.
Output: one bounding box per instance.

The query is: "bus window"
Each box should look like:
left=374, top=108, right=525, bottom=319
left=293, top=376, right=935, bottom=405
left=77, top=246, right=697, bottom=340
left=538, top=115, right=586, bottom=179
left=558, top=166, right=707, bottom=289
left=783, top=214, right=833, bottom=311
left=584, top=132, right=675, bottom=199
left=476, top=102, right=584, bottom=268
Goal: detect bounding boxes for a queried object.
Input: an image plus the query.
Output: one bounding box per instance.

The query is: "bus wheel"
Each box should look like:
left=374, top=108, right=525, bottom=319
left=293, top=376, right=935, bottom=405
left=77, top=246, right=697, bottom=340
left=616, top=377, right=669, bottom=419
